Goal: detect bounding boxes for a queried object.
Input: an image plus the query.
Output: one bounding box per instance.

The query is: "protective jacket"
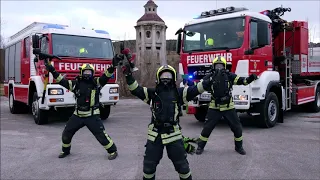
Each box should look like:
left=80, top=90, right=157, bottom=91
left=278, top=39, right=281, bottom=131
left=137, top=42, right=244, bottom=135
left=51, top=66, right=114, bottom=117
left=126, top=74, right=211, bottom=145
left=204, top=70, right=251, bottom=111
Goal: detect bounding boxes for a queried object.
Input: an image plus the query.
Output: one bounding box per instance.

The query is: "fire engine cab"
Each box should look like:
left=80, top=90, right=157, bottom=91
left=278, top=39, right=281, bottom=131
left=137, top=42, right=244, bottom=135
left=175, top=6, right=320, bottom=128
left=3, top=22, right=119, bottom=125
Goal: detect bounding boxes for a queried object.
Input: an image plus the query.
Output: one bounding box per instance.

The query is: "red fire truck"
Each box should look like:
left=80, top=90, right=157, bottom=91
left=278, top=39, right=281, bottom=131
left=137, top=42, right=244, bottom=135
left=3, top=22, right=119, bottom=125
left=175, top=6, right=320, bottom=128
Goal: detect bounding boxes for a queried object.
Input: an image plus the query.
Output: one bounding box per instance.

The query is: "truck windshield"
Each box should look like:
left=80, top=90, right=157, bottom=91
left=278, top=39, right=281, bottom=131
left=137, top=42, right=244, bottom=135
left=51, top=34, right=114, bottom=59
left=183, top=17, right=245, bottom=52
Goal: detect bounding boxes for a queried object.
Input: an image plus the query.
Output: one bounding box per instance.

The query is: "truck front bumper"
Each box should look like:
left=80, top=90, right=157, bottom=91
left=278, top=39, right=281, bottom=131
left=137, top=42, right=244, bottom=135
left=40, top=84, right=119, bottom=108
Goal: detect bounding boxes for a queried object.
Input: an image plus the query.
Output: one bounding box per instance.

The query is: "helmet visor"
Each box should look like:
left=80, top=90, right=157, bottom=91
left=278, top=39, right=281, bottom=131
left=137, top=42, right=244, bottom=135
left=83, top=69, right=93, bottom=75
left=214, top=63, right=224, bottom=70
left=160, top=72, right=173, bottom=79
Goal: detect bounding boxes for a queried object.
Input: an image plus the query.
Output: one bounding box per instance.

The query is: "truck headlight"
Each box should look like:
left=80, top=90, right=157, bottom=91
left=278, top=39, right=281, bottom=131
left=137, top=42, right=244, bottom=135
left=48, top=88, right=64, bottom=95
left=234, top=95, right=248, bottom=101
left=109, top=87, right=118, bottom=94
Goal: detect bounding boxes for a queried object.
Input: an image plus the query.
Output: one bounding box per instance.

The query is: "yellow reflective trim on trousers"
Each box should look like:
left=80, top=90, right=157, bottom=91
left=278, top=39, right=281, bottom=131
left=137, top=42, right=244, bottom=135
left=143, top=173, right=155, bottom=179
left=179, top=171, right=191, bottom=179
left=143, top=87, right=149, bottom=103
left=56, top=74, right=64, bottom=83
left=74, top=108, right=100, bottom=117
left=197, top=81, right=205, bottom=93
left=128, top=81, right=138, bottom=91
left=234, top=136, right=243, bottom=141
left=90, top=90, right=96, bottom=107
left=160, top=130, right=181, bottom=139
left=148, top=130, right=158, bottom=137
left=105, top=70, right=113, bottom=77
left=162, top=134, right=182, bottom=144
left=68, top=80, right=73, bottom=91
left=234, top=75, right=240, bottom=84
left=103, top=130, right=114, bottom=149
left=62, top=143, right=71, bottom=147
left=199, top=135, right=208, bottom=141
left=182, top=87, right=189, bottom=104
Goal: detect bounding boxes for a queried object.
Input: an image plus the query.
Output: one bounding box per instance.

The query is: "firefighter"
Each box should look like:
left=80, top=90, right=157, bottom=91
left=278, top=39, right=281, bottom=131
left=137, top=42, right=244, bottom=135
left=45, top=55, right=122, bottom=160
left=79, top=47, right=88, bottom=55
left=205, top=38, right=214, bottom=47
left=196, top=56, right=258, bottom=155
left=122, top=64, right=213, bottom=180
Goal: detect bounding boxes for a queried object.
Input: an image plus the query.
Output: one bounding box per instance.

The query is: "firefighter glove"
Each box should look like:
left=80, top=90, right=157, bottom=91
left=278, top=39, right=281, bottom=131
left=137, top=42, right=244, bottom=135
left=45, top=63, right=55, bottom=73
left=112, top=54, right=123, bottom=67
left=185, top=143, right=196, bottom=154
left=247, top=73, right=258, bottom=83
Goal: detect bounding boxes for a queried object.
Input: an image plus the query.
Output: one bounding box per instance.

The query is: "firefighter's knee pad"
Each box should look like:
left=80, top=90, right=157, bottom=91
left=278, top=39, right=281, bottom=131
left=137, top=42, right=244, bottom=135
left=143, top=160, right=157, bottom=174
left=173, top=159, right=190, bottom=174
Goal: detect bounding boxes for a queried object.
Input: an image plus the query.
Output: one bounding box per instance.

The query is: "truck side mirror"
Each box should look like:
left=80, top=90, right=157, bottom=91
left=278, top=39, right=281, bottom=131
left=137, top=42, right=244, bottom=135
left=176, top=33, right=181, bottom=55
left=257, top=21, right=270, bottom=47
left=32, top=35, right=40, bottom=49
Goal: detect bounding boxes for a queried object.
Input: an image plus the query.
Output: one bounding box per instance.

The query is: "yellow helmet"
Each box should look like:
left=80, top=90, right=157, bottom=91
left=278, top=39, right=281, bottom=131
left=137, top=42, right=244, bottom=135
left=205, top=38, right=214, bottom=46
left=212, top=56, right=227, bottom=69
left=79, top=48, right=88, bottom=54
left=156, top=65, right=177, bottom=83
left=80, top=64, right=95, bottom=78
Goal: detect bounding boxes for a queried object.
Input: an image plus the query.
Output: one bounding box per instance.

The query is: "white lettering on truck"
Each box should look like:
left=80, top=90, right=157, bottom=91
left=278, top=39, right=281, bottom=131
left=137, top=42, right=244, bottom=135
left=58, top=63, right=111, bottom=71
left=187, top=53, right=232, bottom=64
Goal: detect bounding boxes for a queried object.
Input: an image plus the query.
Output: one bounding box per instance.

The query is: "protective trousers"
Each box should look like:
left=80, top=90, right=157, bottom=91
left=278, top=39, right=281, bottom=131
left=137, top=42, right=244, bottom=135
left=198, top=108, right=243, bottom=149
left=61, top=114, right=117, bottom=154
left=143, top=136, right=192, bottom=180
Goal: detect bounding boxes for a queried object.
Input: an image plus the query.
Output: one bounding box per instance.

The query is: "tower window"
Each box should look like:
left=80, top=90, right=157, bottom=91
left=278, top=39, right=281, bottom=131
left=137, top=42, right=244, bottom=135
left=153, top=8, right=155, bottom=11
left=156, top=47, right=160, bottom=50
left=146, top=47, right=151, bottom=50
left=139, top=32, right=141, bottom=39
left=146, top=31, right=151, bottom=38
left=156, top=31, right=160, bottom=40
left=149, top=8, right=151, bottom=11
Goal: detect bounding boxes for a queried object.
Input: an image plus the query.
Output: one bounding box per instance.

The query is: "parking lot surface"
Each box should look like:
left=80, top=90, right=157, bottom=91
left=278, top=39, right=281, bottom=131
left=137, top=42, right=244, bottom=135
left=1, top=96, right=320, bottom=180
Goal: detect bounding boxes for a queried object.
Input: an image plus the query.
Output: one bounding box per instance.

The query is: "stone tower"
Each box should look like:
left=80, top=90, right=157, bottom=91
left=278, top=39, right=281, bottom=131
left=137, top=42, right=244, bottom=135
left=135, top=0, right=167, bottom=68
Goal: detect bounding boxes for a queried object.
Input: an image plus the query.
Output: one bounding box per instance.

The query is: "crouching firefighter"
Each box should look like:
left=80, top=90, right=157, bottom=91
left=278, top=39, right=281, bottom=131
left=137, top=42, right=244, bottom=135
left=122, top=64, right=213, bottom=180
left=45, top=55, right=122, bottom=160
left=196, top=56, right=258, bottom=155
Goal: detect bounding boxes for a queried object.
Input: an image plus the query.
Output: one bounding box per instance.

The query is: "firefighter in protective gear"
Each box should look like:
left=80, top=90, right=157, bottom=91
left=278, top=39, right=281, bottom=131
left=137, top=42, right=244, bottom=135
left=196, top=56, right=258, bottom=155
left=79, top=47, right=88, bottom=55
left=45, top=55, right=122, bottom=160
left=205, top=38, right=214, bottom=47
left=123, top=64, right=213, bottom=180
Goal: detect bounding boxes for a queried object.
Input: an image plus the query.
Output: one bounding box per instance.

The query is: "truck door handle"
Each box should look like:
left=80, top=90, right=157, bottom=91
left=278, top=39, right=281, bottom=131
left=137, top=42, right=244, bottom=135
left=22, top=74, right=25, bottom=78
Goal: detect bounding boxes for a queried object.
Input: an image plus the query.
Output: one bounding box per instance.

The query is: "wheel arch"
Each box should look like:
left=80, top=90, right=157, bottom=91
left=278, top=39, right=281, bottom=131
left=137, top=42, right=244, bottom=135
left=266, top=80, right=282, bottom=110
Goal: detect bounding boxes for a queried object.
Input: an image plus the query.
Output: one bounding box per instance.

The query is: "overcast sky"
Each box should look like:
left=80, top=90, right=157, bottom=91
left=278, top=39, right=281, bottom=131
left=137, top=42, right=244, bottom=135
left=1, top=0, right=319, bottom=42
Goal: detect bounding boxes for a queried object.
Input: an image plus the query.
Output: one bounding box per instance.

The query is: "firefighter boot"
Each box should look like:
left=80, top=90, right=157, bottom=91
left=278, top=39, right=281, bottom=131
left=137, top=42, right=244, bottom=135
left=196, top=140, right=207, bottom=155
left=235, top=140, right=246, bottom=155
left=108, top=151, right=118, bottom=160
left=58, top=151, right=70, bottom=158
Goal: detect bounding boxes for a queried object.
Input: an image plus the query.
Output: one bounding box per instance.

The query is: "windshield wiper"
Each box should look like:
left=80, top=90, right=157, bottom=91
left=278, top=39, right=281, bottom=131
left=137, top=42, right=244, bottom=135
left=206, top=47, right=230, bottom=51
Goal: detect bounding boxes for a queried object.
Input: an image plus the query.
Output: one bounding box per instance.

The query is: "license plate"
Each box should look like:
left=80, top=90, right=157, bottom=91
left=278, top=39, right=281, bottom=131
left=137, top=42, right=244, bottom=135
left=200, top=94, right=211, bottom=100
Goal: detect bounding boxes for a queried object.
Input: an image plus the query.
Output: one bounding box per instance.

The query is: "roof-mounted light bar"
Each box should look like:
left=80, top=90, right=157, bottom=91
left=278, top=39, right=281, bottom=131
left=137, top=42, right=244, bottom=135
left=195, top=7, right=248, bottom=19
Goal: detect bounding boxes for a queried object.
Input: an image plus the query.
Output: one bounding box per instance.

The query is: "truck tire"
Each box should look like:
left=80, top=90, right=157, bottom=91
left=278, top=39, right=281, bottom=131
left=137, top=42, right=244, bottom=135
left=100, top=105, right=111, bottom=120
left=32, top=92, right=49, bottom=125
left=309, top=86, right=320, bottom=113
left=194, top=106, right=208, bottom=122
left=8, top=88, right=28, bottom=114
left=256, top=92, right=279, bottom=128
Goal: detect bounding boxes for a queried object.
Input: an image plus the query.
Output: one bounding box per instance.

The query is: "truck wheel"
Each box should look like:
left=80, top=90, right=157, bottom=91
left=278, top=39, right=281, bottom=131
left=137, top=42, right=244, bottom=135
left=9, top=89, right=28, bottom=114
left=194, top=106, right=208, bottom=122
left=100, top=105, right=111, bottom=120
left=309, top=86, right=320, bottom=113
left=256, top=92, right=279, bottom=128
left=32, top=92, right=49, bottom=125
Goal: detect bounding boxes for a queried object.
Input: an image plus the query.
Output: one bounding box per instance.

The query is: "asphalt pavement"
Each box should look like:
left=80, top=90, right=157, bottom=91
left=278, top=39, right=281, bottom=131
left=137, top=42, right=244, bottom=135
left=1, top=96, right=320, bottom=180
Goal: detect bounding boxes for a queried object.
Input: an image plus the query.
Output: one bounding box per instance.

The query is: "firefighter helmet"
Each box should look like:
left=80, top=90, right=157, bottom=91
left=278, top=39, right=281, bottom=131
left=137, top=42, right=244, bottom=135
left=212, top=56, right=227, bottom=69
left=80, top=63, right=95, bottom=79
left=156, top=65, right=177, bottom=84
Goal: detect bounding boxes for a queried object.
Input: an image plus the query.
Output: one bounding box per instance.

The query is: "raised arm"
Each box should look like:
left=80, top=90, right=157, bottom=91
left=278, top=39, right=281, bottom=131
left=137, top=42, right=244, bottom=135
left=125, top=74, right=155, bottom=104
left=94, top=66, right=115, bottom=87
left=46, top=63, right=76, bottom=91
left=178, top=78, right=213, bottom=105
left=228, top=72, right=258, bottom=86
